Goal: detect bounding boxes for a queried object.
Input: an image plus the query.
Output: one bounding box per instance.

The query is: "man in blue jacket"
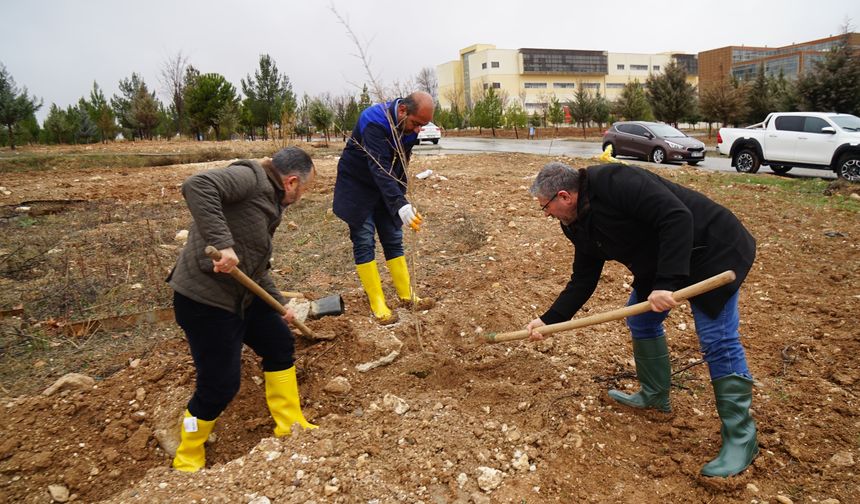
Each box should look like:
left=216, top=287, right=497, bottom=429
left=527, top=161, right=758, bottom=478
left=333, top=91, right=434, bottom=324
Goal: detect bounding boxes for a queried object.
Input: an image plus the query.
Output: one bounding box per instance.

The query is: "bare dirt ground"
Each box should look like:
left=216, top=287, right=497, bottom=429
left=0, top=140, right=858, bottom=503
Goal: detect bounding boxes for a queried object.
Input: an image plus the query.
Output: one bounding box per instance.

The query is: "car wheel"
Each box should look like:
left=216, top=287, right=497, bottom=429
left=770, top=165, right=792, bottom=175
left=836, top=154, right=860, bottom=182
left=734, top=149, right=761, bottom=174
left=431, top=139, right=439, bottom=145
left=651, top=147, right=666, bottom=164
left=602, top=142, right=616, bottom=156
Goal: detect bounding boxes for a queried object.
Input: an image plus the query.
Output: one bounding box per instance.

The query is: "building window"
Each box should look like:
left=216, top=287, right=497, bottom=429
left=524, top=82, right=547, bottom=89
left=491, top=61, right=500, bottom=68
left=521, top=48, right=608, bottom=74
left=616, top=64, right=625, bottom=70
left=630, top=64, right=648, bottom=71
left=652, top=65, right=660, bottom=71
left=606, top=83, right=626, bottom=89
left=582, top=83, right=601, bottom=90
left=483, top=83, right=489, bottom=90
left=481, top=62, right=487, bottom=69
left=492, top=82, right=501, bottom=89
left=553, top=83, right=576, bottom=88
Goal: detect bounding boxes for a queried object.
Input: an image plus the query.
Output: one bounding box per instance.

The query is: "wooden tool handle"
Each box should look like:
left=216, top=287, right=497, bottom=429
left=204, top=246, right=316, bottom=338
left=486, top=270, right=736, bottom=343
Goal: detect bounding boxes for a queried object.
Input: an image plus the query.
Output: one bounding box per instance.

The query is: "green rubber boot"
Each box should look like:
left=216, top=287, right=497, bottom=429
left=608, top=335, right=671, bottom=412
left=701, top=374, right=758, bottom=477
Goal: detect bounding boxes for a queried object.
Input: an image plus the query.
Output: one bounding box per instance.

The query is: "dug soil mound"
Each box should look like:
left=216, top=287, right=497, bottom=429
left=1, top=142, right=858, bottom=503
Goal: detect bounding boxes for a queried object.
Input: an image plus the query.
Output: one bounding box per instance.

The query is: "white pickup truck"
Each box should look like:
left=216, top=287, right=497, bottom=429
left=716, top=112, right=860, bottom=181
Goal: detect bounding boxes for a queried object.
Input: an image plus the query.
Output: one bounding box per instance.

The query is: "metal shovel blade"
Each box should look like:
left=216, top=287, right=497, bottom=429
left=309, top=294, right=345, bottom=319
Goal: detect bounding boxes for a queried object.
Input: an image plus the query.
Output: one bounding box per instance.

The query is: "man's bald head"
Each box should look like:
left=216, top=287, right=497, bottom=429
left=397, top=91, right=435, bottom=134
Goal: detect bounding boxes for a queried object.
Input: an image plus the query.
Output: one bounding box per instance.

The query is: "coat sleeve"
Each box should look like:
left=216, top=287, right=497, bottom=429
left=362, top=123, right=410, bottom=219
left=603, top=167, right=693, bottom=291
left=540, top=247, right=605, bottom=324
left=181, top=165, right=259, bottom=250
left=257, top=267, right=287, bottom=306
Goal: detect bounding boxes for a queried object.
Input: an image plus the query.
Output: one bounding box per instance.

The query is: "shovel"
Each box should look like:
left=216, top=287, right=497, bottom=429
left=204, top=246, right=320, bottom=339
left=281, top=291, right=345, bottom=320
left=486, top=270, right=737, bottom=343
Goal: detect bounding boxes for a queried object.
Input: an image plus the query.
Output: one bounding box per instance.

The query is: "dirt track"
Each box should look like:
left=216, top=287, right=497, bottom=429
left=1, top=142, right=858, bottom=503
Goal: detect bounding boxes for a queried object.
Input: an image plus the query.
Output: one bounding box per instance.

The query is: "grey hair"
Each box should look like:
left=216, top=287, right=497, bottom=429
left=529, top=161, right=581, bottom=199
left=271, top=147, right=314, bottom=182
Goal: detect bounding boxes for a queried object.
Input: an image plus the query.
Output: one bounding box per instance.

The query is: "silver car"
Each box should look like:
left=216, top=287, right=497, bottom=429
left=602, top=121, right=706, bottom=165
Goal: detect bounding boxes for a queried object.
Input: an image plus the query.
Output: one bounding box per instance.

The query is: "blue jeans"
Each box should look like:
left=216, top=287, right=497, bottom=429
left=348, top=205, right=403, bottom=264
left=625, top=289, right=751, bottom=380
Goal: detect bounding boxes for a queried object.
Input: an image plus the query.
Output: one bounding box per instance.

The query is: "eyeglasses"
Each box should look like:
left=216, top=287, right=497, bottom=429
left=541, top=192, right=559, bottom=212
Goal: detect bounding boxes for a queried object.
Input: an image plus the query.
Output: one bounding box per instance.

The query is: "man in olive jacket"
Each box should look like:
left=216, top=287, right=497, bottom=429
left=167, top=147, right=317, bottom=472
left=527, top=161, right=758, bottom=478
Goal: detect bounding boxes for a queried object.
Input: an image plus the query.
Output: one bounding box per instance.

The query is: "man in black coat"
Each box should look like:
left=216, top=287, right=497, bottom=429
left=527, top=161, right=758, bottom=478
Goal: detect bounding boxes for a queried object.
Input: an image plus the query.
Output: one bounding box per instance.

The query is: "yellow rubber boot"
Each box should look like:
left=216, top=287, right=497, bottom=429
left=387, top=256, right=435, bottom=310
left=172, top=410, right=216, bottom=472
left=265, top=366, right=318, bottom=437
left=356, top=261, right=397, bottom=324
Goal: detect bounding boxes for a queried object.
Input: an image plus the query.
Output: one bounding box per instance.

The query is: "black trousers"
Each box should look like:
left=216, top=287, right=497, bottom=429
left=173, top=291, right=296, bottom=421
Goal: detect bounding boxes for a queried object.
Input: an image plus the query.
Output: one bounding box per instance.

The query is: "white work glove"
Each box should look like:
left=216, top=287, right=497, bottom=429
left=398, top=204, right=423, bottom=231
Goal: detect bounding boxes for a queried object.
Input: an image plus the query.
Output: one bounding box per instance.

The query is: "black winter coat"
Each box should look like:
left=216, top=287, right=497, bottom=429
left=540, top=164, right=756, bottom=324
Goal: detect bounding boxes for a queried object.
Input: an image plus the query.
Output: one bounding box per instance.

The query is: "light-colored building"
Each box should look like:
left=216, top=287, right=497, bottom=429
left=437, top=44, right=698, bottom=112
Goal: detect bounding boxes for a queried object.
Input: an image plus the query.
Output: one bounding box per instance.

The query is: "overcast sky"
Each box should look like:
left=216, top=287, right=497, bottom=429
left=2, top=0, right=858, bottom=122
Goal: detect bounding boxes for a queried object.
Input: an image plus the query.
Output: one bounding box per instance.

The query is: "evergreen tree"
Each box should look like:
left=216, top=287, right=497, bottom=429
left=185, top=72, right=239, bottom=140
left=504, top=102, right=528, bottom=139
left=241, top=54, right=295, bottom=139
left=42, top=103, right=71, bottom=144
left=745, top=63, right=773, bottom=124
left=472, top=87, right=504, bottom=136
left=568, top=85, right=596, bottom=138
left=771, top=70, right=799, bottom=112
left=111, top=74, right=161, bottom=140
left=358, top=84, right=372, bottom=112
left=796, top=35, right=860, bottom=115
left=547, top=96, right=564, bottom=132
left=309, top=97, right=334, bottom=146
left=0, top=63, right=42, bottom=149
left=72, top=100, right=98, bottom=143
left=646, top=60, right=696, bottom=126
left=592, top=91, right=611, bottom=129
left=613, top=80, right=653, bottom=121
left=84, top=82, right=117, bottom=142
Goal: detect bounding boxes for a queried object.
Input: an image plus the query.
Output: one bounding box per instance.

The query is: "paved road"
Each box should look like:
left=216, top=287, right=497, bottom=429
left=414, top=137, right=836, bottom=180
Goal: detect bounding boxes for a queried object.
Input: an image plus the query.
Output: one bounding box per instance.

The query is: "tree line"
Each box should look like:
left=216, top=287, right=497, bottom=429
left=0, top=53, right=386, bottom=149
left=434, top=37, right=860, bottom=137
left=1, top=37, right=858, bottom=148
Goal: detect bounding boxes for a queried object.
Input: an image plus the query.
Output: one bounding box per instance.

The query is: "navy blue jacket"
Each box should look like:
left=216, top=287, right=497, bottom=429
left=333, top=99, right=418, bottom=227
left=541, top=164, right=756, bottom=324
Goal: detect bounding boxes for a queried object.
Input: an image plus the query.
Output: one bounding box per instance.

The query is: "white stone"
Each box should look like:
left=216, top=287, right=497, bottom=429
left=383, top=393, right=410, bottom=415
left=512, top=451, right=530, bottom=472
left=174, top=229, right=189, bottom=242
left=456, top=473, right=468, bottom=487
left=248, top=497, right=271, bottom=504
left=829, top=451, right=854, bottom=467
left=323, top=376, right=351, bottom=395
left=476, top=466, right=503, bottom=492
left=42, top=373, right=95, bottom=396
left=48, top=484, right=70, bottom=502
left=746, top=483, right=759, bottom=493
